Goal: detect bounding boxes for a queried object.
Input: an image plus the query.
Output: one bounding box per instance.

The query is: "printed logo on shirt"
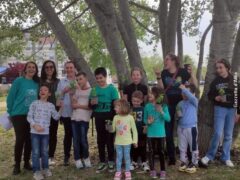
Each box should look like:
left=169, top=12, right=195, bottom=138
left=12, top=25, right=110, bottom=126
left=24, top=89, right=37, bottom=107
left=216, top=83, right=228, bottom=90
left=116, top=120, right=128, bottom=136
left=132, top=111, right=143, bottom=122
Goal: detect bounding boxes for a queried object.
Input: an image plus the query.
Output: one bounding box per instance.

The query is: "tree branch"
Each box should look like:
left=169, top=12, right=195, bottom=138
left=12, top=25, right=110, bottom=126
left=22, top=0, right=79, bottom=32
left=129, top=1, right=158, bottom=14
left=68, top=7, right=90, bottom=24
left=131, top=15, right=159, bottom=37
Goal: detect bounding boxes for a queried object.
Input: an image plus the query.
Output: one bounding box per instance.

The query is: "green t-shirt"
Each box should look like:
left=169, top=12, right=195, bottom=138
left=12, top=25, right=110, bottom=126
left=90, top=84, right=119, bottom=112
left=7, top=77, right=39, bottom=117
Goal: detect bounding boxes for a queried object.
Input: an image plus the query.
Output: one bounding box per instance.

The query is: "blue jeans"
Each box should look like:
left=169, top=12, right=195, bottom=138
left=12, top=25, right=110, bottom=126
left=31, top=134, right=49, bottom=172
left=206, top=106, right=236, bottom=161
left=72, top=121, right=89, bottom=160
left=116, top=145, right=131, bottom=172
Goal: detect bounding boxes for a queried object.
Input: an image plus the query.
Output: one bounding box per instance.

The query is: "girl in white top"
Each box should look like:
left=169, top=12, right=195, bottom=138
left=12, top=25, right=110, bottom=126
left=71, top=72, right=92, bottom=169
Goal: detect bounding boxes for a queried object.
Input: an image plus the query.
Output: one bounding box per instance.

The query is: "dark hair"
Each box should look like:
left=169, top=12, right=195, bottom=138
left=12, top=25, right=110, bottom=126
left=76, top=72, right=87, bottom=77
left=65, top=61, right=76, bottom=68
left=215, top=58, right=231, bottom=72
left=131, top=67, right=143, bottom=76
left=41, top=60, right=57, bottom=81
left=94, top=67, right=107, bottom=77
left=132, top=90, right=144, bottom=100
left=40, top=83, right=50, bottom=91
left=188, top=84, right=196, bottom=94
left=23, top=61, right=39, bottom=83
left=151, top=86, right=168, bottom=104
left=166, top=53, right=180, bottom=68
left=115, top=99, right=131, bottom=115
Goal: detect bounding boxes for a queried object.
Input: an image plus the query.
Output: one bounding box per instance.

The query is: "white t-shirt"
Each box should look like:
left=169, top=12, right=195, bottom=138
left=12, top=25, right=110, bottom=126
left=71, top=88, right=92, bottom=122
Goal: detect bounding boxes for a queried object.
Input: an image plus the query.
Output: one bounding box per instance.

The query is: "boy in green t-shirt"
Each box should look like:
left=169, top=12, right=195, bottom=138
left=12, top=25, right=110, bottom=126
left=90, top=67, right=119, bottom=173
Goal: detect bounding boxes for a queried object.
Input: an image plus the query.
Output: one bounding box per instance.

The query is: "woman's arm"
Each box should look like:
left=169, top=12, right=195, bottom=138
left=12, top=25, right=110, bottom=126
left=6, top=79, right=19, bottom=115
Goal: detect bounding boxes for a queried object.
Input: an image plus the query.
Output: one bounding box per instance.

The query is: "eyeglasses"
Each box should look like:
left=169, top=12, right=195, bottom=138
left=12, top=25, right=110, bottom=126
left=45, top=66, right=54, bottom=69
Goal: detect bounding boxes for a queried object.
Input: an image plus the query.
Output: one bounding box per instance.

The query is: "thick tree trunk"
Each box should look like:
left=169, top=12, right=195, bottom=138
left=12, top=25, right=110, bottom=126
left=198, top=0, right=240, bottom=154
left=117, top=0, right=147, bottom=85
left=231, top=24, right=240, bottom=145
left=177, top=4, right=183, bottom=66
left=158, top=0, right=168, bottom=58
left=196, top=22, right=213, bottom=98
left=32, top=0, right=96, bottom=85
left=85, top=0, right=130, bottom=88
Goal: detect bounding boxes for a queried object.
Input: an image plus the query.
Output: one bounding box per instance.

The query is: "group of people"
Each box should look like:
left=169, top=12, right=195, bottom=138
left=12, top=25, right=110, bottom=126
left=6, top=53, right=239, bottom=180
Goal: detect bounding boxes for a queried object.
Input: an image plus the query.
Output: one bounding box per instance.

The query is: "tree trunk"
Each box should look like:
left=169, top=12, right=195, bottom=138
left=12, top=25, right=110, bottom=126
left=117, top=0, right=147, bottom=85
left=32, top=0, right=95, bottom=85
left=198, top=0, right=240, bottom=154
left=196, top=22, right=213, bottom=98
left=158, top=0, right=168, bottom=58
left=177, top=3, right=183, bottom=66
left=165, top=0, right=180, bottom=55
left=231, top=23, right=240, bottom=145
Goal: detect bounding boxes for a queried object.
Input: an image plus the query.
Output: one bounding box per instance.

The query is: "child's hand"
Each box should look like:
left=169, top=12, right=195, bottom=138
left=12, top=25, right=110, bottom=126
left=33, top=124, right=44, bottom=132
left=63, top=87, right=70, bottom=94
left=148, top=116, right=154, bottom=124
left=90, top=98, right=98, bottom=105
left=133, top=143, right=138, bottom=148
left=179, top=84, right=186, bottom=89
left=235, top=114, right=240, bottom=123
left=155, top=104, right=163, bottom=114
left=143, top=126, right=147, bottom=134
left=215, top=96, right=223, bottom=102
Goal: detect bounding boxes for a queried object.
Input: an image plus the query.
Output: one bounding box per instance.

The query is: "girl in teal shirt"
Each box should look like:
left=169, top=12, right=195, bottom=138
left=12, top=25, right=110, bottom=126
left=144, top=87, right=170, bottom=179
left=7, top=61, right=39, bottom=175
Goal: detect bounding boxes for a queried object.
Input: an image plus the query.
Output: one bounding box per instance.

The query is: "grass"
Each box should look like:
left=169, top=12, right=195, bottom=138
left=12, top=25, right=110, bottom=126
left=1, top=96, right=240, bottom=179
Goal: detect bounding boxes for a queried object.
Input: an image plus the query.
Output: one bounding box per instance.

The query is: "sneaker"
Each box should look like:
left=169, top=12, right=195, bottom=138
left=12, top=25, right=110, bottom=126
left=42, top=169, right=52, bottom=177
left=114, top=171, right=122, bottom=180
left=96, top=162, right=107, bottom=173
left=75, top=159, right=84, bottom=169
left=225, top=160, right=234, bottom=167
left=150, top=170, right=157, bottom=179
left=24, top=161, right=32, bottom=170
left=185, top=163, right=197, bottom=173
left=33, top=171, right=44, bottom=180
left=64, top=157, right=70, bottom=166
left=49, top=158, right=56, bottom=166
left=12, top=164, right=21, bottom=175
left=83, top=158, right=92, bottom=168
left=130, top=161, right=138, bottom=171
left=125, top=171, right=132, bottom=180
left=108, top=161, right=115, bottom=172
left=142, top=162, right=150, bottom=172
left=178, top=162, right=187, bottom=172
left=160, top=171, right=166, bottom=179
left=200, top=156, right=209, bottom=167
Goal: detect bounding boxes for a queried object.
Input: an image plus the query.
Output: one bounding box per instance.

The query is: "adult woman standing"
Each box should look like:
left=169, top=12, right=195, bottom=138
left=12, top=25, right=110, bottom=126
left=155, top=53, right=196, bottom=165
left=40, top=60, right=60, bottom=165
left=57, top=61, right=76, bottom=166
left=7, top=61, right=39, bottom=175
left=200, top=59, right=239, bottom=167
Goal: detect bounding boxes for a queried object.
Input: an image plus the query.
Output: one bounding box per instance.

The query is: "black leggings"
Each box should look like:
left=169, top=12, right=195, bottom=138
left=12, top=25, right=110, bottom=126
left=61, top=117, right=72, bottom=159
left=49, top=118, right=59, bottom=158
left=11, top=115, right=31, bottom=165
left=131, top=135, right=147, bottom=162
left=148, top=138, right=165, bottom=171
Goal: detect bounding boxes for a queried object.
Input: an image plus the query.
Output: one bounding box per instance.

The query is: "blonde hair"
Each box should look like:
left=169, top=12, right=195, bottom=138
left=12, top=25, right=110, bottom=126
left=115, top=99, right=131, bottom=115
left=132, top=90, right=144, bottom=100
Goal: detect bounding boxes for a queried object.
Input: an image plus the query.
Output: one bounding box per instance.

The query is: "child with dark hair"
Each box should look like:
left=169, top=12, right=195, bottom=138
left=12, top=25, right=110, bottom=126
left=144, top=87, right=170, bottom=179
left=130, top=91, right=149, bottom=171
left=112, top=99, right=138, bottom=180
left=90, top=67, right=119, bottom=173
left=177, top=84, right=199, bottom=174
left=27, top=85, right=62, bottom=180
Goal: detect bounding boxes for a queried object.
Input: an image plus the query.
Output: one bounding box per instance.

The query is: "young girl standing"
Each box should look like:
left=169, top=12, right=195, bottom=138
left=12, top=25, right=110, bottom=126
left=112, top=99, right=138, bottom=180
left=144, top=87, right=170, bottom=179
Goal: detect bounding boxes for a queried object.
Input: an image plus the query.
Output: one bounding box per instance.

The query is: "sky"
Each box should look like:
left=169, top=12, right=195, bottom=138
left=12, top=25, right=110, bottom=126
left=138, top=0, right=212, bottom=65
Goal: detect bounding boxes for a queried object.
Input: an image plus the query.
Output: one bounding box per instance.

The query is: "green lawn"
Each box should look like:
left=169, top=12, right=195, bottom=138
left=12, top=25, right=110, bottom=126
left=1, top=95, right=240, bottom=179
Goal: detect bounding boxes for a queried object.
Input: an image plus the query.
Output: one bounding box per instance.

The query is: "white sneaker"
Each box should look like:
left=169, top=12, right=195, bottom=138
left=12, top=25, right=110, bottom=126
left=142, top=162, right=150, bottom=172
left=49, top=158, right=56, bottom=166
left=33, top=171, right=44, bottom=180
left=75, top=159, right=84, bottom=169
left=130, top=161, right=138, bottom=171
left=201, top=156, right=210, bottom=166
left=83, top=158, right=92, bottom=168
left=225, top=160, right=234, bottom=167
left=42, top=169, right=52, bottom=177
